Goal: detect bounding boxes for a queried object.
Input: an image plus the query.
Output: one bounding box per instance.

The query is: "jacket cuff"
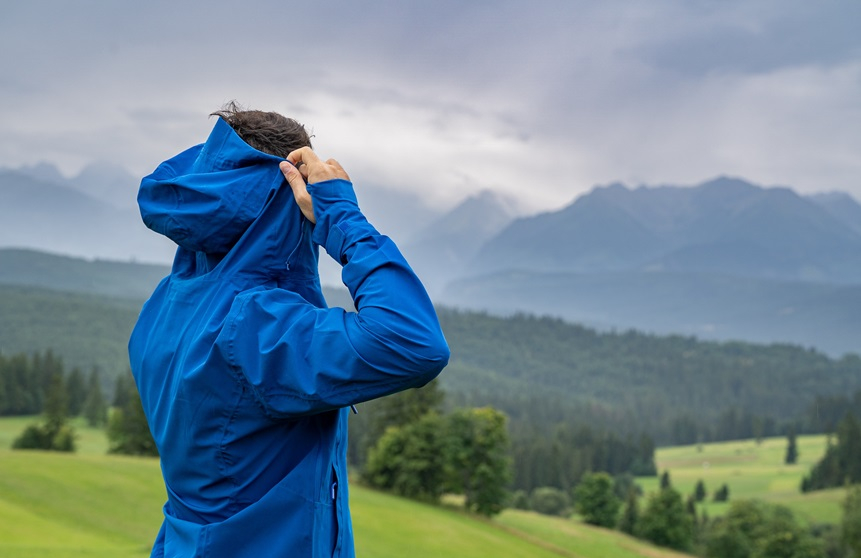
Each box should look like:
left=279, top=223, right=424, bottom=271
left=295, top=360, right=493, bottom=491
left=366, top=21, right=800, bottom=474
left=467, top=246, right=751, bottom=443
left=307, top=179, right=376, bottom=265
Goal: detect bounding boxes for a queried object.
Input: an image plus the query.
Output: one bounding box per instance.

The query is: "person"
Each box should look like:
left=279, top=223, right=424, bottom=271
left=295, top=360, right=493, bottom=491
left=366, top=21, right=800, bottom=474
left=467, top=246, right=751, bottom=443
left=128, top=104, right=450, bottom=557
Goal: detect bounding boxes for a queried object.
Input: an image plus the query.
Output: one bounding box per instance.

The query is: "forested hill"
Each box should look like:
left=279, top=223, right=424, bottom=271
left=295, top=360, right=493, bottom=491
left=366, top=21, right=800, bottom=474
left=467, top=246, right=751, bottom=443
left=437, top=308, right=861, bottom=444
left=0, top=248, right=170, bottom=300
left=2, top=249, right=860, bottom=449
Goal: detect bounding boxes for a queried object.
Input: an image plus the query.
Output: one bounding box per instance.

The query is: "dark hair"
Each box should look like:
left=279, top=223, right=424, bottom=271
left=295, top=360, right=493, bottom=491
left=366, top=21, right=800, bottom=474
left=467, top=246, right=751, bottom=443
left=211, top=101, right=312, bottom=158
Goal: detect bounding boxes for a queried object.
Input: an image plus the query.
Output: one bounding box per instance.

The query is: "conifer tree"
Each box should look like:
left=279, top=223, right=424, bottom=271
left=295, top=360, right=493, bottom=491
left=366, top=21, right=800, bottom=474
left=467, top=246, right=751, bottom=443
left=636, top=487, right=694, bottom=551
left=12, top=369, right=76, bottom=452
left=82, top=368, right=107, bottom=427
left=694, top=479, right=707, bottom=502
left=713, top=483, right=730, bottom=502
left=785, top=427, right=799, bottom=465
left=107, top=371, right=157, bottom=456
left=843, top=485, right=861, bottom=556
left=65, top=367, right=86, bottom=417
left=618, top=489, right=639, bottom=535
left=574, top=472, right=620, bottom=528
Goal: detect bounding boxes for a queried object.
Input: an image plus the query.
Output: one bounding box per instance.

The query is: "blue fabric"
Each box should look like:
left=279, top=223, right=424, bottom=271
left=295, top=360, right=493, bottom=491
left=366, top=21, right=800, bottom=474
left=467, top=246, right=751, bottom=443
left=129, top=118, right=450, bottom=558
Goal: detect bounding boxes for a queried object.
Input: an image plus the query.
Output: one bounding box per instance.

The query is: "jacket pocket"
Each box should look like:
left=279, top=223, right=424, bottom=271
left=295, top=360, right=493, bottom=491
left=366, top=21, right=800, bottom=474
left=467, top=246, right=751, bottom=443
left=316, top=464, right=340, bottom=556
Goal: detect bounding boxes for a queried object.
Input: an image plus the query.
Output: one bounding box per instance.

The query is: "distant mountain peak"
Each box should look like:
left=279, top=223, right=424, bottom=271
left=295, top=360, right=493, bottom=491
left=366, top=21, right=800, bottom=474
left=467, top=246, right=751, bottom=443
left=68, top=161, right=139, bottom=210
left=469, top=175, right=861, bottom=283
left=458, top=189, right=520, bottom=217
left=807, top=190, right=861, bottom=236
left=697, top=175, right=759, bottom=191
left=73, top=160, right=137, bottom=181
left=2, top=161, right=67, bottom=185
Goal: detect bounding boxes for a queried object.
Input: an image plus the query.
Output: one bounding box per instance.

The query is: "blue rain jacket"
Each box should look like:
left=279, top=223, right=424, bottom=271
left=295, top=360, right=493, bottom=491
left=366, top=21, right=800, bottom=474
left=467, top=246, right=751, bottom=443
left=128, top=118, right=450, bottom=557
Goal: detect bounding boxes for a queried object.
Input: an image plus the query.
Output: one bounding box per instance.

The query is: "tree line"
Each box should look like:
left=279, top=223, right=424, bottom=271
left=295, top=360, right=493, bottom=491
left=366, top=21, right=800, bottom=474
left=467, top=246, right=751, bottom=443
left=803, top=411, right=861, bottom=493
left=1, top=350, right=107, bottom=425
left=438, top=309, right=861, bottom=448
left=4, top=349, right=154, bottom=456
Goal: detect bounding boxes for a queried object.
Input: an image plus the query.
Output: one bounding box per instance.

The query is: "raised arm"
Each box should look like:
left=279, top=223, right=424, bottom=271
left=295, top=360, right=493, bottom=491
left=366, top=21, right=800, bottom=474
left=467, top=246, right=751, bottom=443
left=215, top=150, right=450, bottom=418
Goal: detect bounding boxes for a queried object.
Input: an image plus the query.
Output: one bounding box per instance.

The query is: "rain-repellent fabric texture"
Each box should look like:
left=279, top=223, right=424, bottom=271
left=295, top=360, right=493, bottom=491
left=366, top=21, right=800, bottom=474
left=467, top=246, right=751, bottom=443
left=128, top=118, right=450, bottom=558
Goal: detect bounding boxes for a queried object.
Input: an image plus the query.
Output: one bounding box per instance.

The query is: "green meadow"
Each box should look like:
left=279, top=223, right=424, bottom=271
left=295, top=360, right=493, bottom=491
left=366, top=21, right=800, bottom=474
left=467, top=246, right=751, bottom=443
left=639, top=434, right=843, bottom=525
left=0, top=416, right=692, bottom=558
left=0, top=416, right=848, bottom=557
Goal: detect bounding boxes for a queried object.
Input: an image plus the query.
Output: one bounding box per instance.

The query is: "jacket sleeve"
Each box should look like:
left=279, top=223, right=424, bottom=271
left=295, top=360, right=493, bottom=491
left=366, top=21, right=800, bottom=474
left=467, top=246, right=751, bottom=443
left=215, top=179, right=450, bottom=418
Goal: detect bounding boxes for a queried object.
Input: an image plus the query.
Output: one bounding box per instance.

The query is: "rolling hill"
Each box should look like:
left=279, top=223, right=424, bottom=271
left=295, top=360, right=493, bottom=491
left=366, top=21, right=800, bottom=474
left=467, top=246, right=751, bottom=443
left=0, top=425, right=692, bottom=558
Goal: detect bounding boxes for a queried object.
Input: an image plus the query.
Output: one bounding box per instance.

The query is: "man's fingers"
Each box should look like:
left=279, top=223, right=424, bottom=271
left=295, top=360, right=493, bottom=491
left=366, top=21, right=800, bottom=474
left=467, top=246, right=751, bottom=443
left=279, top=161, right=316, bottom=223
left=287, top=146, right=321, bottom=167
left=285, top=149, right=350, bottom=185
left=279, top=161, right=306, bottom=192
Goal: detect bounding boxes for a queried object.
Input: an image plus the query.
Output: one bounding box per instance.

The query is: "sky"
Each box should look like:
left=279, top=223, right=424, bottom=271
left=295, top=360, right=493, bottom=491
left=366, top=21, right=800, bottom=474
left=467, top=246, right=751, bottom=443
left=1, top=0, right=859, bottom=213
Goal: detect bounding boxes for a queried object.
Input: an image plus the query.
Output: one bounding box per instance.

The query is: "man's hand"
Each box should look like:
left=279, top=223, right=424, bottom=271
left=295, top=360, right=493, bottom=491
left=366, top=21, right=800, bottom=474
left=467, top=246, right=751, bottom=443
left=279, top=147, right=350, bottom=224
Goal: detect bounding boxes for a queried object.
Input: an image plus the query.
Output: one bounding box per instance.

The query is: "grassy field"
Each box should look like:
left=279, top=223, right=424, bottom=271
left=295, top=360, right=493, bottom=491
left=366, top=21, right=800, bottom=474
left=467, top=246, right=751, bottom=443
left=0, top=416, right=695, bottom=558
left=0, top=416, right=849, bottom=556
left=640, top=434, right=843, bottom=525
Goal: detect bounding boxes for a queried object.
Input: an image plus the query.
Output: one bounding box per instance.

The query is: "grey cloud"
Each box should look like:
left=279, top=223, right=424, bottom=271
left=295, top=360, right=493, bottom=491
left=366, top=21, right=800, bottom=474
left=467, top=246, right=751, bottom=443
left=0, top=0, right=859, bottom=209
left=630, top=1, right=861, bottom=76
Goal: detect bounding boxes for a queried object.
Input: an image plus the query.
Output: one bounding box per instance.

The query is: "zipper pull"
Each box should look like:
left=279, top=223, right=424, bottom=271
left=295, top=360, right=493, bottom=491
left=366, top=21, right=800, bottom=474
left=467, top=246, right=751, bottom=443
left=331, top=481, right=338, bottom=500
left=350, top=404, right=358, bottom=414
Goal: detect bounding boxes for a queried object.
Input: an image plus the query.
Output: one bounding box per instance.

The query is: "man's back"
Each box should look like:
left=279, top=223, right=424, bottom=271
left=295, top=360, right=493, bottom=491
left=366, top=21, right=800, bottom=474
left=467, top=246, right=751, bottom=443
left=129, top=117, right=448, bottom=557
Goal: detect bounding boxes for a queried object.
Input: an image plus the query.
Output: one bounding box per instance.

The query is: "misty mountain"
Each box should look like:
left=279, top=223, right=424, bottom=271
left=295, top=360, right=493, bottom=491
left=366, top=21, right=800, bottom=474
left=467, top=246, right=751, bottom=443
left=4, top=160, right=860, bottom=356
left=434, top=177, right=861, bottom=357
left=11, top=161, right=140, bottom=210
left=12, top=161, right=68, bottom=185
left=0, top=162, right=441, bottom=270
left=402, top=190, right=517, bottom=294
left=469, top=177, right=861, bottom=284
left=808, top=191, right=861, bottom=237
left=0, top=170, right=176, bottom=263
left=354, top=183, right=442, bottom=245
left=69, top=162, right=140, bottom=210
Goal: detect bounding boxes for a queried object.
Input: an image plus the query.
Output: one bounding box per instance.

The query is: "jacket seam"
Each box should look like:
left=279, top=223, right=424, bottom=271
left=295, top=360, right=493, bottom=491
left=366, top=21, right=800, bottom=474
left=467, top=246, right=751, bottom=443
left=216, top=381, right=244, bottom=513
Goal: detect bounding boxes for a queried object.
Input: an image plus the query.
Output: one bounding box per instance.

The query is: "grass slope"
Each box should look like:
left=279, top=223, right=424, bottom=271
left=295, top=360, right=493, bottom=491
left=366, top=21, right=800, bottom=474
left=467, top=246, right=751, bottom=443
left=0, top=418, right=690, bottom=558
left=641, top=434, right=842, bottom=524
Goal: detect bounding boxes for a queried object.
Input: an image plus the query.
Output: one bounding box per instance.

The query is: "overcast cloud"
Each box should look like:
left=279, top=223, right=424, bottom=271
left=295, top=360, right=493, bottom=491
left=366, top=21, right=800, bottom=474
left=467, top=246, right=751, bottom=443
left=1, top=0, right=859, bottom=211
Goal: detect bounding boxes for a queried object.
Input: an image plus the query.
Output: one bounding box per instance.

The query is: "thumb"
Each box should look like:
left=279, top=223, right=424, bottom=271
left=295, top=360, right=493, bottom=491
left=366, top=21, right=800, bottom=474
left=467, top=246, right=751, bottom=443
left=280, top=161, right=316, bottom=224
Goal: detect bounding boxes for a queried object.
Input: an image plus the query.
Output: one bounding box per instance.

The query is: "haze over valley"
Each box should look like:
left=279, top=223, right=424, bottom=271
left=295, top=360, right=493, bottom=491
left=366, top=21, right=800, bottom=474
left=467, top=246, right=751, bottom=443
left=2, top=161, right=858, bottom=357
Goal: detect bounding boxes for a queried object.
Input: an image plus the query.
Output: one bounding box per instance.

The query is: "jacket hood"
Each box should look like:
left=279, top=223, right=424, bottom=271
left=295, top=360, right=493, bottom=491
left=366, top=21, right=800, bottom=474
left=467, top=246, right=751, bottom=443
left=139, top=118, right=287, bottom=254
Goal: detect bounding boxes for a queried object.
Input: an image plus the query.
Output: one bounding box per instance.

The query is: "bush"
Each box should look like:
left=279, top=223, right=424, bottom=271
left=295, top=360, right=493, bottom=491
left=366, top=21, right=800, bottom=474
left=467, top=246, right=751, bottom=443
left=12, top=424, right=51, bottom=450
left=509, top=489, right=530, bottom=510
left=363, top=413, right=447, bottom=502
left=529, top=486, right=570, bottom=516
left=12, top=423, right=76, bottom=452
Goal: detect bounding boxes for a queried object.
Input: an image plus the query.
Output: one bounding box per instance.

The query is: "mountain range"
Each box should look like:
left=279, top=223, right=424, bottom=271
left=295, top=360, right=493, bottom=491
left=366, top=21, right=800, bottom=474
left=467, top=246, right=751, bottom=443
left=470, top=177, right=861, bottom=283
left=438, top=177, right=861, bottom=356
left=2, top=162, right=859, bottom=355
